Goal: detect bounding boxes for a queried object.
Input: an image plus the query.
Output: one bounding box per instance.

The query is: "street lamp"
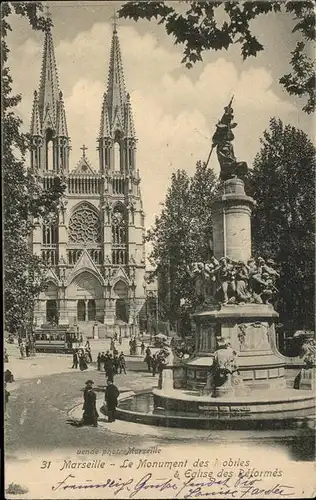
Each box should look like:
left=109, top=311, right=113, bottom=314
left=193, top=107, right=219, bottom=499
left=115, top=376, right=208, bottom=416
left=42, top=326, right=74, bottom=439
left=59, top=256, right=67, bottom=326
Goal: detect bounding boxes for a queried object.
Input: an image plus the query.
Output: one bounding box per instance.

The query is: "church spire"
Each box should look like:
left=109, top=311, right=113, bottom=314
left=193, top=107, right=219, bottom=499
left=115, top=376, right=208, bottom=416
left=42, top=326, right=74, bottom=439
left=38, top=12, right=61, bottom=130
left=106, top=13, right=127, bottom=130
left=30, top=10, right=70, bottom=174
left=98, top=19, right=137, bottom=173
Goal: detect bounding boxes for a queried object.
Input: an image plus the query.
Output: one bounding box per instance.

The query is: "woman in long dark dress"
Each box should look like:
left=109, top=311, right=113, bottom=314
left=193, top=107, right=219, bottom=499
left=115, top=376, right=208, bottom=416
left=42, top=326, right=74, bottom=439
left=78, top=349, right=88, bottom=371
left=82, top=380, right=99, bottom=426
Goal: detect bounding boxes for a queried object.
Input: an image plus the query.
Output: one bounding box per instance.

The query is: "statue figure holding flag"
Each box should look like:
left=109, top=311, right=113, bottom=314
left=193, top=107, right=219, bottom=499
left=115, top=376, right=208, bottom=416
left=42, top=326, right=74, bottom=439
left=212, top=97, right=248, bottom=182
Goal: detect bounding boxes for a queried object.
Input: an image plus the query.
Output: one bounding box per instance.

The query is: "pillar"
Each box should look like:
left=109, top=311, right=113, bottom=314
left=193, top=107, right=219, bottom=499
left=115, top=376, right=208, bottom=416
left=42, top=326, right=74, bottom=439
left=211, top=178, right=255, bottom=262
left=84, top=299, right=88, bottom=321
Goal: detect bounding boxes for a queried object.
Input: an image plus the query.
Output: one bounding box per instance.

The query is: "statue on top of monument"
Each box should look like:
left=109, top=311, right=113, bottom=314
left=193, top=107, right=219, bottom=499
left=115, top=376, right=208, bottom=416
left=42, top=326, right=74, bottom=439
left=212, top=97, right=248, bottom=182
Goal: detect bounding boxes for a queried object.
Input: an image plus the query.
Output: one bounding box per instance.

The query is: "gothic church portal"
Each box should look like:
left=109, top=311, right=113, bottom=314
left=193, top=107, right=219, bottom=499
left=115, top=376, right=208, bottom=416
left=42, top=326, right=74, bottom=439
left=30, top=17, right=146, bottom=336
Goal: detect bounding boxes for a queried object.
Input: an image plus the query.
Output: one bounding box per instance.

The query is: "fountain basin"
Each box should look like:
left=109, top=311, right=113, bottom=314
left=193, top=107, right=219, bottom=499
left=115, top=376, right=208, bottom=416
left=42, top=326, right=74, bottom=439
left=115, top=390, right=316, bottom=430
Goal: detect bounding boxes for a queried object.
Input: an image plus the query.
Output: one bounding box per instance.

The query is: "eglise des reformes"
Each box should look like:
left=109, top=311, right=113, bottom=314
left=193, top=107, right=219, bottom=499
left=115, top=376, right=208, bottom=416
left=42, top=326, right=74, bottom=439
left=30, top=19, right=147, bottom=336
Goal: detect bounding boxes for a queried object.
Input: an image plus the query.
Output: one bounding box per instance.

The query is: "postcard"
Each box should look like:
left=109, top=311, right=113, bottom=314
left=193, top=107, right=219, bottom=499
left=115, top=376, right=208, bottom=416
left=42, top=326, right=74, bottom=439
left=3, top=1, right=315, bottom=498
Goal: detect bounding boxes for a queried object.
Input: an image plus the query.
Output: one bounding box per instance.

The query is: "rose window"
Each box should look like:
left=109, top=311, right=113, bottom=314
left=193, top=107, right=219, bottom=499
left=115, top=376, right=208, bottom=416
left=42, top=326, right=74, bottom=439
left=68, top=205, right=101, bottom=244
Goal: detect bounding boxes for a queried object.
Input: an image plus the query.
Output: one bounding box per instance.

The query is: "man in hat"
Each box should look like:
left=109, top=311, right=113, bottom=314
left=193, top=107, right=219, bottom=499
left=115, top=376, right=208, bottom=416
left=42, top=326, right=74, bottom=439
left=104, top=380, right=120, bottom=423
left=118, top=352, right=126, bottom=374
left=105, top=354, right=114, bottom=382
left=81, top=380, right=98, bottom=427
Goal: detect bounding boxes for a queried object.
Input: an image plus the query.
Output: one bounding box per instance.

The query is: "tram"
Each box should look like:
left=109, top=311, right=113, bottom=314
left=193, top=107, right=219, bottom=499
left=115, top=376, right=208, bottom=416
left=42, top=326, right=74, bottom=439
left=34, top=324, right=79, bottom=353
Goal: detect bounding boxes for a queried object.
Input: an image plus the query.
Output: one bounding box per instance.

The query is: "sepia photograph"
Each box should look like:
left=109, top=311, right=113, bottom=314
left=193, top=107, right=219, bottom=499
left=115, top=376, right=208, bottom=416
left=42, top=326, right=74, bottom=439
left=3, top=0, right=315, bottom=498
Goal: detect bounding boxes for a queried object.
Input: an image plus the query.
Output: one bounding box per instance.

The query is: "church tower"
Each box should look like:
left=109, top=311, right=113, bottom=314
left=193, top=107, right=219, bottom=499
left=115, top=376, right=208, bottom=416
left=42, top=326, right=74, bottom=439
left=30, top=18, right=70, bottom=175
left=32, top=15, right=146, bottom=338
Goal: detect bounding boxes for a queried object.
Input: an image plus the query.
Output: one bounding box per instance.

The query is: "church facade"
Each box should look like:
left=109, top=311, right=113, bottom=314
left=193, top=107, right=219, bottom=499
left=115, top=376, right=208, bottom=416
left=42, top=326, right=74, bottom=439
left=30, top=19, right=146, bottom=336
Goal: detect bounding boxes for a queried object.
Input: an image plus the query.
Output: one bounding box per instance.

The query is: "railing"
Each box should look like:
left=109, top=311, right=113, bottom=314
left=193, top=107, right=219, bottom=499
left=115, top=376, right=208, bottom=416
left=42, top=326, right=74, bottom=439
left=67, top=249, right=83, bottom=266
left=112, top=176, right=127, bottom=195
left=112, top=246, right=128, bottom=265
left=67, top=248, right=102, bottom=266
left=68, top=176, right=101, bottom=195
left=43, top=176, right=55, bottom=190
left=42, top=249, right=58, bottom=266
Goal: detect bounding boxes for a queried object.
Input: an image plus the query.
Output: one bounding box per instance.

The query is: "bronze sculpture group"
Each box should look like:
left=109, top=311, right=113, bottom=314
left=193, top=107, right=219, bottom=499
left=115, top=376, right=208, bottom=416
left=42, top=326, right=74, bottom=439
left=189, top=255, right=279, bottom=307
left=212, top=97, right=248, bottom=182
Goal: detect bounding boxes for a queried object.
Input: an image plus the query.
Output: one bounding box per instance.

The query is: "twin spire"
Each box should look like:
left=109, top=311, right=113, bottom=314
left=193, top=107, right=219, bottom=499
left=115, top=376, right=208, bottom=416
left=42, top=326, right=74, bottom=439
left=100, top=21, right=136, bottom=139
left=31, top=18, right=68, bottom=137
left=31, top=13, right=136, bottom=143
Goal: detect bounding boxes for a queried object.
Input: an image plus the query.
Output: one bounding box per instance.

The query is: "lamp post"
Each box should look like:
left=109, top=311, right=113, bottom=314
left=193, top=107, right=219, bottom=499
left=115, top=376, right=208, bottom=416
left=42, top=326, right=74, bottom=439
left=59, top=256, right=67, bottom=325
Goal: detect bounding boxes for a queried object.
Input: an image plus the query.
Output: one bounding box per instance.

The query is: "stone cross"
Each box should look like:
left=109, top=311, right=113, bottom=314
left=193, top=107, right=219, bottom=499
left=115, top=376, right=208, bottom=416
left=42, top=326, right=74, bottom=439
left=80, top=144, right=88, bottom=158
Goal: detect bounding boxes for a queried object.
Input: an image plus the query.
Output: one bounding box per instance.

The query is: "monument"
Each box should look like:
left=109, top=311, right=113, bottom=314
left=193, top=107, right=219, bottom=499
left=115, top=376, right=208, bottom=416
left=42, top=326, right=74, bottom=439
left=115, top=100, right=316, bottom=426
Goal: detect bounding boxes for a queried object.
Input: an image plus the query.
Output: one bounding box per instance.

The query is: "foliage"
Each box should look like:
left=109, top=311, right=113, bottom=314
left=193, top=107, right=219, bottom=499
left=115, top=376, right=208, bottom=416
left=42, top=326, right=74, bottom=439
left=2, top=2, right=64, bottom=334
left=5, top=482, right=29, bottom=495
left=146, top=163, right=217, bottom=329
left=119, top=1, right=316, bottom=113
left=248, top=118, right=315, bottom=333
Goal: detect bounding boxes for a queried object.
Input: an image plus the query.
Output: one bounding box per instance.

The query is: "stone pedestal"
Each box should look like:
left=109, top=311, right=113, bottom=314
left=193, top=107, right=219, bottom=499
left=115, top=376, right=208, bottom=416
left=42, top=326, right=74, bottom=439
left=211, top=178, right=254, bottom=262
left=192, top=304, right=286, bottom=391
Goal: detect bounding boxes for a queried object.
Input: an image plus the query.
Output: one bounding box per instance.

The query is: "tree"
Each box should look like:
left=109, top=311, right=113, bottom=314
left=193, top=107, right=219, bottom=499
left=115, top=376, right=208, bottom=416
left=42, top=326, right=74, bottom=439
left=2, top=2, right=65, bottom=334
left=147, top=170, right=192, bottom=328
left=249, top=118, right=315, bottom=333
left=119, top=1, right=315, bottom=113
left=146, top=163, right=217, bottom=331
left=189, top=160, right=217, bottom=262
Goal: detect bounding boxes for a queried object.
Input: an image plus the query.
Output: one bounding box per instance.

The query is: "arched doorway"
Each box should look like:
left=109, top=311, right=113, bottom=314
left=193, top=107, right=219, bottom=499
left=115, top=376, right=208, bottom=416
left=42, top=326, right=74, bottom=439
left=46, top=299, right=58, bottom=324
left=77, top=300, right=85, bottom=321
left=114, top=280, right=129, bottom=323
left=88, top=299, right=96, bottom=321
left=68, top=270, right=104, bottom=323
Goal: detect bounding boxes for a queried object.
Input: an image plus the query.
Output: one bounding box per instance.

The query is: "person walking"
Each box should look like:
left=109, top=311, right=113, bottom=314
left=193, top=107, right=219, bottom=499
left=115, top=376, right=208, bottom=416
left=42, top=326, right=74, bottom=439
left=144, top=347, right=151, bottom=372
left=25, top=339, right=30, bottom=357
left=78, top=349, right=88, bottom=371
left=118, top=352, right=126, bottom=374
left=118, top=334, right=122, bottom=346
left=5, top=382, right=10, bottom=415
left=105, top=355, right=114, bottom=382
left=140, top=341, right=145, bottom=355
left=151, top=354, right=157, bottom=377
left=86, top=346, right=92, bottom=363
left=97, top=352, right=101, bottom=371
left=72, top=349, right=78, bottom=369
left=19, top=342, right=25, bottom=359
left=113, top=354, right=119, bottom=375
left=104, top=380, right=120, bottom=423
left=100, top=352, right=106, bottom=371
left=81, top=380, right=98, bottom=427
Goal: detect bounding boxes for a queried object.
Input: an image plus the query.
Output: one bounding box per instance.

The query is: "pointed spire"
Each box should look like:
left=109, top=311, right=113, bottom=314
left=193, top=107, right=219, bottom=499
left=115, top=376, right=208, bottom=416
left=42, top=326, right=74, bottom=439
left=99, top=93, right=111, bottom=137
left=99, top=22, right=137, bottom=139
left=124, top=93, right=136, bottom=138
left=30, top=90, right=42, bottom=136
left=38, top=19, right=60, bottom=129
left=56, top=91, right=68, bottom=136
left=106, top=22, right=127, bottom=130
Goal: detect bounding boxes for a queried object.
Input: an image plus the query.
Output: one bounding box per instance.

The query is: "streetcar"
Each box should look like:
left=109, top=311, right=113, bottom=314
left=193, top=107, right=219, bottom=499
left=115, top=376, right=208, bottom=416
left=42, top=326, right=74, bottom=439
left=34, top=324, right=79, bottom=353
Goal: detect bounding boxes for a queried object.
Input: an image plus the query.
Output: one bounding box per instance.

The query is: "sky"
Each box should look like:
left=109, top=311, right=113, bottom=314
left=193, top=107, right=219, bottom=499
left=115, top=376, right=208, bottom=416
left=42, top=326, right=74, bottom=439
left=7, top=0, right=314, bottom=232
